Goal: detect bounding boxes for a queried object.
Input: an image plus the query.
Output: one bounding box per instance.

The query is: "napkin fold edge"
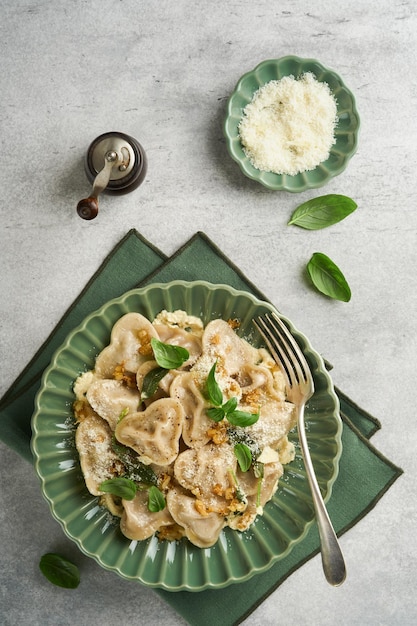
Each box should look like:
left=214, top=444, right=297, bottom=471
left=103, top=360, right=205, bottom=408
left=141, top=230, right=271, bottom=303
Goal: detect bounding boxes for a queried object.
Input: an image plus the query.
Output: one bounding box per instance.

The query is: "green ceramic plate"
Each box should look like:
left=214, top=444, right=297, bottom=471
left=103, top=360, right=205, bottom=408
left=31, top=281, right=342, bottom=591
left=224, top=56, right=360, bottom=191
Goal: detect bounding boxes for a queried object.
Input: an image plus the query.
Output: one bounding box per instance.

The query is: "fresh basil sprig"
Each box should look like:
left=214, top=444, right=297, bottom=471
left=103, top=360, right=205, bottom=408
left=99, top=475, right=166, bottom=512
left=39, top=553, right=80, bottom=589
left=307, top=252, right=351, bottom=302
left=288, top=194, right=357, bottom=230
left=206, top=362, right=259, bottom=427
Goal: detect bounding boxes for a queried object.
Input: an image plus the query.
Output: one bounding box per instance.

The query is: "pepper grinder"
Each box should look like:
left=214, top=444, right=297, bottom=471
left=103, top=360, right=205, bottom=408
left=76, top=131, right=147, bottom=219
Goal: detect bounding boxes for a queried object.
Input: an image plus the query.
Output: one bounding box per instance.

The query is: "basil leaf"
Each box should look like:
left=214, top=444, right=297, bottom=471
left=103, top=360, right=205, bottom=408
left=148, top=485, right=166, bottom=512
left=99, top=476, right=137, bottom=500
left=141, top=366, right=168, bottom=399
left=307, top=252, right=351, bottom=302
left=227, top=428, right=261, bottom=458
left=111, top=437, right=158, bottom=486
left=150, top=337, right=189, bottom=369
left=234, top=443, right=252, bottom=472
left=39, top=553, right=80, bottom=589
left=288, top=194, right=357, bottom=230
left=222, top=396, right=238, bottom=415
left=207, top=406, right=225, bottom=422
left=206, top=362, right=223, bottom=407
left=227, top=410, right=260, bottom=427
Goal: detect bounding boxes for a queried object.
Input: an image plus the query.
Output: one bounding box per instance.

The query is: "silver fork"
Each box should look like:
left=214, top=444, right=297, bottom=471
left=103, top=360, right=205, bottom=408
left=254, top=311, right=346, bottom=586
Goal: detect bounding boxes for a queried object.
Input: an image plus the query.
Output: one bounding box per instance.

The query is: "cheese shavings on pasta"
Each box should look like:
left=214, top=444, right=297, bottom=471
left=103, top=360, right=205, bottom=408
left=73, top=310, right=296, bottom=548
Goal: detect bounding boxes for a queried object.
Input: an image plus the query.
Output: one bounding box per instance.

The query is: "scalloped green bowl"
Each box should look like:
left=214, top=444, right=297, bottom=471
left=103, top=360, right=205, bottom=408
left=31, top=281, right=342, bottom=591
left=224, top=56, right=360, bottom=191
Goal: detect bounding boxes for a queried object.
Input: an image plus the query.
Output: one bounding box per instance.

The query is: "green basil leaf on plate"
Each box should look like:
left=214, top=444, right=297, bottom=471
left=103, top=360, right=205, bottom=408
left=111, top=438, right=158, bottom=486
left=150, top=337, right=189, bottom=369
left=222, top=396, right=238, bottom=415
left=39, top=553, right=80, bottom=589
left=288, top=194, right=357, bottom=230
left=141, top=365, right=168, bottom=399
left=227, top=410, right=260, bottom=427
left=206, top=406, right=226, bottom=422
left=206, top=361, right=224, bottom=407
left=234, top=443, right=252, bottom=472
left=148, top=485, right=166, bottom=512
left=307, top=252, right=351, bottom=302
left=99, top=476, right=137, bottom=500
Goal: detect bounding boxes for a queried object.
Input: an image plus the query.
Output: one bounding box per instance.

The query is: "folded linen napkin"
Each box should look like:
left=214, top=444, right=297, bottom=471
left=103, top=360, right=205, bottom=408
left=0, top=229, right=403, bottom=626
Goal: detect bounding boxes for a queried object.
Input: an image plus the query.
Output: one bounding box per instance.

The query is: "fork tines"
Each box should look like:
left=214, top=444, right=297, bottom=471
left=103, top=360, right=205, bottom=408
left=254, top=312, right=311, bottom=388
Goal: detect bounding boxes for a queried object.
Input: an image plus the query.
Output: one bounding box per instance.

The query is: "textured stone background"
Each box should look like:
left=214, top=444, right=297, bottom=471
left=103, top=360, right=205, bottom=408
left=1, top=1, right=416, bottom=624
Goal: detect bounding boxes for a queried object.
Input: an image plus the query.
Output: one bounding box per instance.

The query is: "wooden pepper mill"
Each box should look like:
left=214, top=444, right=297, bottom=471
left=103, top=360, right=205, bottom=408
left=77, top=131, right=147, bottom=219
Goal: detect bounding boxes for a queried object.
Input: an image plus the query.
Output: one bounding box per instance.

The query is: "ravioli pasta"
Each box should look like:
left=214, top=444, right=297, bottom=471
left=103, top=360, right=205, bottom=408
left=73, top=310, right=297, bottom=548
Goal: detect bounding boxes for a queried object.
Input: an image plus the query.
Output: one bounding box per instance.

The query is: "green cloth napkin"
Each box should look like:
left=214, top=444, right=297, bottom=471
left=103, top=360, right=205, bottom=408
left=0, top=229, right=403, bottom=626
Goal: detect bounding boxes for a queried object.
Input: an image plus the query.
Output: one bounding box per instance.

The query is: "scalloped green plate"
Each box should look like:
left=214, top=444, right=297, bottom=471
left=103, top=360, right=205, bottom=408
left=31, top=281, right=342, bottom=591
left=224, top=56, right=360, bottom=191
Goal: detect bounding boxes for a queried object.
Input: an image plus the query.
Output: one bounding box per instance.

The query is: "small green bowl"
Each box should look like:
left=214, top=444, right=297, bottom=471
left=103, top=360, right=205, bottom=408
left=224, top=56, right=360, bottom=192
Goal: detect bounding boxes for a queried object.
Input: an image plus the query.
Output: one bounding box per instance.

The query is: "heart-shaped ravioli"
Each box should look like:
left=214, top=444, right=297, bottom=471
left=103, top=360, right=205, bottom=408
left=166, top=486, right=224, bottom=548
left=86, top=379, right=141, bottom=430
left=121, top=490, right=175, bottom=541
left=95, top=312, right=159, bottom=377
left=75, top=414, right=123, bottom=495
left=115, top=398, right=184, bottom=465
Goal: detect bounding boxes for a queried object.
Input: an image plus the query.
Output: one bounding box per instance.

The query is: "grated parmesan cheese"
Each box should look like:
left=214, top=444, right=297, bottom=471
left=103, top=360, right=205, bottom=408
left=238, top=72, right=338, bottom=176
left=73, top=370, right=97, bottom=400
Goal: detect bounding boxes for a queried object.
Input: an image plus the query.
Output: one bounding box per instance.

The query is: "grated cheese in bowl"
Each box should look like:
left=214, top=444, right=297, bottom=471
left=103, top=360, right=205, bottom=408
left=238, top=72, right=338, bottom=176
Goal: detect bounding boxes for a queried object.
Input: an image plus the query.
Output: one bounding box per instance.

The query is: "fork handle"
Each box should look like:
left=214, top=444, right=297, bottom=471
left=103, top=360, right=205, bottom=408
left=297, top=404, right=347, bottom=586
